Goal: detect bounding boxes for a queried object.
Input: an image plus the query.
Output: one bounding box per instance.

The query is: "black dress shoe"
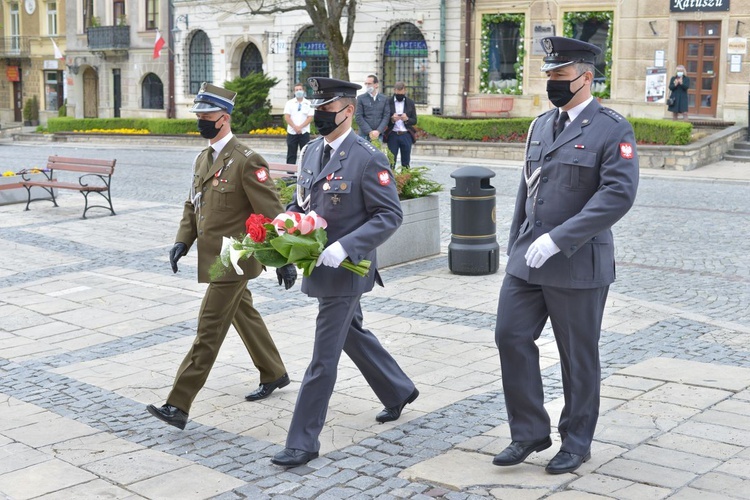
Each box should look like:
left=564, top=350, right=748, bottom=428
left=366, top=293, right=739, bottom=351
left=271, top=448, right=319, bottom=467
left=545, top=450, right=591, bottom=474
left=146, top=403, right=188, bottom=430
left=245, top=373, right=290, bottom=401
left=492, top=436, right=552, bottom=466
left=376, top=388, right=419, bottom=423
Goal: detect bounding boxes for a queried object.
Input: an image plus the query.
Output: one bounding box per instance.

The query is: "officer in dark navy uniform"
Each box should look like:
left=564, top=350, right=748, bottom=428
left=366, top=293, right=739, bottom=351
left=271, top=77, right=419, bottom=467
left=492, top=37, right=639, bottom=474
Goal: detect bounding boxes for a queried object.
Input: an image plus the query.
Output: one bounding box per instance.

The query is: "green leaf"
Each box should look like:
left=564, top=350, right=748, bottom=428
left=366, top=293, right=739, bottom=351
left=252, top=247, right=288, bottom=268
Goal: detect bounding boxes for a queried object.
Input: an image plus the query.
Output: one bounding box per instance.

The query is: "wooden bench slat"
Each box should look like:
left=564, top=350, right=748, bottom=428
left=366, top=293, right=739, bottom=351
left=22, top=180, right=108, bottom=191
left=49, top=156, right=116, bottom=167
left=45, top=163, right=115, bottom=174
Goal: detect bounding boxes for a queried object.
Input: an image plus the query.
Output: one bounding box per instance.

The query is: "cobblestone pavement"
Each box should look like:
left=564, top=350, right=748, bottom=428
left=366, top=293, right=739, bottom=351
left=0, top=140, right=749, bottom=499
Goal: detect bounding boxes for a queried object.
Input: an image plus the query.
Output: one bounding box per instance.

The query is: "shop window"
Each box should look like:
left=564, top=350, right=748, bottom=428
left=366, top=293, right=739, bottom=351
left=479, top=14, right=524, bottom=94
left=382, top=23, right=428, bottom=104
left=294, top=26, right=329, bottom=95
left=189, top=30, right=213, bottom=94
left=563, top=11, right=612, bottom=99
left=142, top=73, right=164, bottom=109
left=240, top=43, right=263, bottom=77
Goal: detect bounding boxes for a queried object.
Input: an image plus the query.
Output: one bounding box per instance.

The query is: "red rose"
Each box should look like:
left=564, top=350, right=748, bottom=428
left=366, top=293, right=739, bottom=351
left=245, top=214, right=271, bottom=243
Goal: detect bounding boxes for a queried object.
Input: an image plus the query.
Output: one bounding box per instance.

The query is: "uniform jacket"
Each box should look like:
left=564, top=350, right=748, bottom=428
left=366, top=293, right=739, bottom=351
left=288, top=130, right=403, bottom=297
left=355, top=92, right=390, bottom=135
left=176, top=136, right=285, bottom=283
left=384, top=96, right=418, bottom=142
left=506, top=100, right=639, bottom=289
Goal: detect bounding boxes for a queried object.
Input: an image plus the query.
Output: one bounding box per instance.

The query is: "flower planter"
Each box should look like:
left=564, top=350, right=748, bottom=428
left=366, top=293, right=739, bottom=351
left=0, top=174, right=56, bottom=206
left=378, top=194, right=441, bottom=268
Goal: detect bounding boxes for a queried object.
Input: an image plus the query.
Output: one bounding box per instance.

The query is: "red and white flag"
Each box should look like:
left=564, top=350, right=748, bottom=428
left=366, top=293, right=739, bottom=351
left=51, top=38, right=64, bottom=61
left=153, top=30, right=166, bottom=59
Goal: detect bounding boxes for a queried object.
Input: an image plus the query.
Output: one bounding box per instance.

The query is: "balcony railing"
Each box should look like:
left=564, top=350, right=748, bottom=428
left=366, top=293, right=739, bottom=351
left=0, top=36, right=31, bottom=58
left=87, top=26, right=130, bottom=51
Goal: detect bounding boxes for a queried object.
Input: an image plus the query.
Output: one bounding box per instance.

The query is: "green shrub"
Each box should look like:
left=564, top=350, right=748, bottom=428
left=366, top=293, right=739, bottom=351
left=629, top=118, right=692, bottom=145
left=274, top=179, right=295, bottom=206
left=224, top=73, right=279, bottom=133
left=46, top=117, right=196, bottom=134
left=394, top=166, right=442, bottom=200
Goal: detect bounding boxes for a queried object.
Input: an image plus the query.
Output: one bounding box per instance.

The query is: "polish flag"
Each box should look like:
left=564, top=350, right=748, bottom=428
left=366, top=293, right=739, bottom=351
left=153, top=30, right=166, bottom=59
left=51, top=38, right=64, bottom=61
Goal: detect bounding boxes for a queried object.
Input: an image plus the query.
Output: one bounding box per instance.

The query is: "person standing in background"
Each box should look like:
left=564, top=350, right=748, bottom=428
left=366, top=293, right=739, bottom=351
left=355, top=74, right=390, bottom=142
left=667, top=65, right=690, bottom=120
left=384, top=82, right=418, bottom=168
left=284, top=82, right=315, bottom=165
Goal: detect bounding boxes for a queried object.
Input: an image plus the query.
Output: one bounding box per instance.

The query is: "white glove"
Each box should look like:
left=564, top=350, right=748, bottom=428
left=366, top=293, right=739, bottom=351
left=316, top=241, right=348, bottom=268
left=525, top=233, right=560, bottom=268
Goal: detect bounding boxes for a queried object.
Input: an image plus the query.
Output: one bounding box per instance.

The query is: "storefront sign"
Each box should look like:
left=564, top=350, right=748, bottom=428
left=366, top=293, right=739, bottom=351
left=295, top=42, right=328, bottom=57
left=670, top=0, right=729, bottom=12
left=384, top=41, right=428, bottom=58
left=6, top=66, right=20, bottom=82
left=43, top=60, right=60, bottom=70
left=727, top=37, right=747, bottom=55
left=532, top=24, right=555, bottom=55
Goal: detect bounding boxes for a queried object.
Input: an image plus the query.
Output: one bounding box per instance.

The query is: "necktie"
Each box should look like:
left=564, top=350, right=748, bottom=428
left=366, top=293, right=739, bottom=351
left=553, top=111, right=568, bottom=140
left=201, top=146, right=214, bottom=176
left=322, top=144, right=332, bottom=166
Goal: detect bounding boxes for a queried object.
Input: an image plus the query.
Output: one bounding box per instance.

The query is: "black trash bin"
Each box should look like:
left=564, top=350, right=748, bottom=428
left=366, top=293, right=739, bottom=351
left=448, top=166, right=499, bottom=275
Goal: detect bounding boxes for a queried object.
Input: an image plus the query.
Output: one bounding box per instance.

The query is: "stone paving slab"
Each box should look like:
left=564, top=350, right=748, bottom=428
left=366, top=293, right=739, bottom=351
left=0, top=144, right=748, bottom=498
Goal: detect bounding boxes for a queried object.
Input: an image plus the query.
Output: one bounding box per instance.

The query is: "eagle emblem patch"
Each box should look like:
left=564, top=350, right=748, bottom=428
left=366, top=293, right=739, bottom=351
left=377, top=170, right=391, bottom=186
left=256, top=169, right=269, bottom=182
left=619, top=143, right=633, bottom=159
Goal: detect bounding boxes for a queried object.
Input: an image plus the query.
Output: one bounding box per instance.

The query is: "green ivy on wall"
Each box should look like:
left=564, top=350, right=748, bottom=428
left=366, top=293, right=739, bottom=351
left=479, top=13, right=525, bottom=95
left=563, top=11, right=613, bottom=99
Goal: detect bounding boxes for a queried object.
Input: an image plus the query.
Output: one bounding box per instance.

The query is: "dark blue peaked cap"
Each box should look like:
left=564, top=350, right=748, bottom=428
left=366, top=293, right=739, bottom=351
left=541, top=36, right=602, bottom=71
left=189, top=82, right=236, bottom=113
left=307, top=77, right=362, bottom=107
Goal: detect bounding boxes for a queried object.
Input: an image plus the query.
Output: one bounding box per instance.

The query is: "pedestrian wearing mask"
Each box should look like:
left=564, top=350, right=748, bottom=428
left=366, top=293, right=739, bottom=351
left=284, top=82, right=315, bottom=164
left=668, top=65, right=690, bottom=120
left=492, top=37, right=638, bottom=474
left=147, top=82, right=297, bottom=430
left=271, top=77, right=418, bottom=468
left=355, top=74, right=390, bottom=142
left=384, top=81, right=418, bottom=168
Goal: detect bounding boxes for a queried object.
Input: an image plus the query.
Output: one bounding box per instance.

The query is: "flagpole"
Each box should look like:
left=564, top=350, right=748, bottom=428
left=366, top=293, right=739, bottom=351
left=167, top=0, right=176, bottom=119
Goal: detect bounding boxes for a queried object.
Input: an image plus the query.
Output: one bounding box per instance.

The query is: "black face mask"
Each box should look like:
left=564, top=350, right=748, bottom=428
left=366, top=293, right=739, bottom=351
left=395, top=94, right=405, bottom=102
left=314, top=106, right=349, bottom=136
left=546, top=72, right=586, bottom=108
left=197, top=117, right=224, bottom=139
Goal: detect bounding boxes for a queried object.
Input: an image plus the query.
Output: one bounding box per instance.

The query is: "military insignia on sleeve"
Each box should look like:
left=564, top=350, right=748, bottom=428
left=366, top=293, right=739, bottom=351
left=256, top=169, right=269, bottom=182
left=377, top=170, right=391, bottom=186
left=620, top=143, right=634, bottom=159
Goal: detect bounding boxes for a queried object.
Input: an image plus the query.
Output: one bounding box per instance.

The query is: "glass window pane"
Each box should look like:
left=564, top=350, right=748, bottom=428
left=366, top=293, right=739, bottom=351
left=294, top=27, right=329, bottom=95
left=482, top=18, right=522, bottom=94
left=189, top=31, right=212, bottom=94
left=684, top=23, right=700, bottom=36
left=382, top=23, right=429, bottom=104
left=142, top=73, right=164, bottom=109
left=701, top=94, right=712, bottom=107
left=688, top=44, right=699, bottom=57
left=701, top=78, right=713, bottom=91
left=703, top=61, right=714, bottom=74
left=688, top=94, right=695, bottom=108
left=240, top=44, right=263, bottom=77
left=703, top=44, right=715, bottom=57
left=704, top=23, right=720, bottom=36
left=687, top=61, right=698, bottom=73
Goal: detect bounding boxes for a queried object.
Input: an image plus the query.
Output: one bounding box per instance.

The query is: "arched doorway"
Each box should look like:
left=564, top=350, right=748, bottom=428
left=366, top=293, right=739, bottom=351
left=382, top=23, right=428, bottom=104
left=83, top=68, right=99, bottom=118
left=240, top=43, right=263, bottom=77
left=294, top=26, right=329, bottom=95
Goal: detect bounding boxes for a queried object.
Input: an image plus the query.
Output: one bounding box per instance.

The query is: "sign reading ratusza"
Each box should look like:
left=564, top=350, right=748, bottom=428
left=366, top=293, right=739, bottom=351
left=670, top=0, right=730, bottom=12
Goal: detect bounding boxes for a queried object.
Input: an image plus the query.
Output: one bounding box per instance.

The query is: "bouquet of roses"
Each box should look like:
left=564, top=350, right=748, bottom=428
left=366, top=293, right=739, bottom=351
left=209, top=211, right=371, bottom=281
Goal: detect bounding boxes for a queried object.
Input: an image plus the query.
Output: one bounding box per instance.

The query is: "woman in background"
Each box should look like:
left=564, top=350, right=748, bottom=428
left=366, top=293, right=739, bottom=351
left=668, top=65, right=690, bottom=120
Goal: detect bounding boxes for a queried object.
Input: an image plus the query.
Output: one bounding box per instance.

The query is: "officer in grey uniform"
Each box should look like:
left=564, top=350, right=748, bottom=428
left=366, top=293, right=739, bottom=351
left=492, top=37, right=639, bottom=474
left=271, top=77, right=419, bottom=467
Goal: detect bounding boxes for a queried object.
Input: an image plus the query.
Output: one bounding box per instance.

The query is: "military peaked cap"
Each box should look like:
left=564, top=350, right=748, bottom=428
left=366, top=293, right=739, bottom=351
left=307, top=77, right=361, bottom=107
left=541, top=36, right=602, bottom=72
left=189, top=82, right=236, bottom=114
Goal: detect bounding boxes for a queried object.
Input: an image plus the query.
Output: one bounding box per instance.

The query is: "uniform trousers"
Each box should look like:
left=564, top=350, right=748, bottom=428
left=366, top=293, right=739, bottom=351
left=167, top=280, right=286, bottom=412
left=387, top=131, right=413, bottom=167
left=495, top=274, right=609, bottom=455
left=286, top=295, right=415, bottom=452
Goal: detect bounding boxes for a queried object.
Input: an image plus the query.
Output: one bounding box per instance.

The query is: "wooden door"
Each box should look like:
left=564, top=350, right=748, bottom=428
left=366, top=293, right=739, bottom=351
left=678, top=21, right=720, bottom=117
left=13, top=81, right=22, bottom=122
left=83, top=68, right=99, bottom=118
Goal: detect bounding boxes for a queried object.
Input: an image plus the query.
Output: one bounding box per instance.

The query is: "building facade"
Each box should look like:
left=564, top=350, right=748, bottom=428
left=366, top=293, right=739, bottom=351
left=3, top=1, right=750, bottom=126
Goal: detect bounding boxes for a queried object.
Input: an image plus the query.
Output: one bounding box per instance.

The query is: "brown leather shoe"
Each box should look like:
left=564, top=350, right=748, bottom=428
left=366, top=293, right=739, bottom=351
left=375, top=388, right=419, bottom=423
left=244, top=373, right=290, bottom=401
left=146, top=403, right=188, bottom=430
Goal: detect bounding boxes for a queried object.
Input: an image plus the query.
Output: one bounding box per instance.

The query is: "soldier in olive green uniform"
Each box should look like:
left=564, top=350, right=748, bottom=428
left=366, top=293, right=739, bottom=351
left=147, top=83, right=297, bottom=430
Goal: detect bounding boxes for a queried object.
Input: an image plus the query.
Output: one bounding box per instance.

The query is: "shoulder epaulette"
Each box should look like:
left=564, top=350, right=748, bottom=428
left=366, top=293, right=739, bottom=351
left=242, top=147, right=254, bottom=157
left=600, top=107, right=625, bottom=122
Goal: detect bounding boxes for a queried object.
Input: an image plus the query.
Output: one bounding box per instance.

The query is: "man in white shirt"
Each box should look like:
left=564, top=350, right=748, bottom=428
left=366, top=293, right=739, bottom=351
left=284, top=83, right=315, bottom=165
